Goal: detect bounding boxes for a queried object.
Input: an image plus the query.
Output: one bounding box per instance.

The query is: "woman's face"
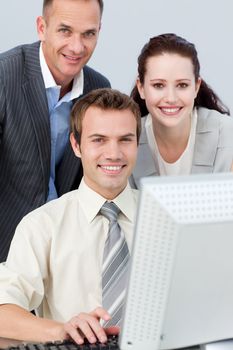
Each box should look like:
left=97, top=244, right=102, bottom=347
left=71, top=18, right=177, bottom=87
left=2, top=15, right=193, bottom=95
left=137, top=53, right=201, bottom=129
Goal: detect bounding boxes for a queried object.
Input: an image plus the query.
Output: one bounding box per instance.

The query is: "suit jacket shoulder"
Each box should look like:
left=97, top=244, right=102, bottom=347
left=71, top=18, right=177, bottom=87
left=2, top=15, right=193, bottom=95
left=192, top=107, right=233, bottom=173
left=0, top=42, right=41, bottom=82
left=83, top=65, right=111, bottom=94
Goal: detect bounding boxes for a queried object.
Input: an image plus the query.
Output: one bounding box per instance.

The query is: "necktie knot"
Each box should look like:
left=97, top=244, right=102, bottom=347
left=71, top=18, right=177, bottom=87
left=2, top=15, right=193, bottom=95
left=100, top=201, right=120, bottom=223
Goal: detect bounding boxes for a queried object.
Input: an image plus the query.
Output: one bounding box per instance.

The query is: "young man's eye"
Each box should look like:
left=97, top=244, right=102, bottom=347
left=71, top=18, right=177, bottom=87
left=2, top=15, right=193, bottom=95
left=121, top=137, right=134, bottom=143
left=92, top=138, right=103, bottom=143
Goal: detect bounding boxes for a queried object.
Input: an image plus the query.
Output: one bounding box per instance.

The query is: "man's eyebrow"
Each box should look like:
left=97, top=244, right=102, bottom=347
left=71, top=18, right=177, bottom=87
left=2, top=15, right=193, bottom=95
left=58, top=23, right=98, bottom=33
left=84, top=28, right=98, bottom=32
left=59, top=23, right=72, bottom=30
left=88, top=133, right=136, bottom=138
left=88, top=134, right=106, bottom=138
left=120, top=133, right=136, bottom=138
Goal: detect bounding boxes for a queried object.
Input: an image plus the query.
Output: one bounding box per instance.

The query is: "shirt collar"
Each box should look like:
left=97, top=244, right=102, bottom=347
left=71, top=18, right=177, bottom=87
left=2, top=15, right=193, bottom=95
left=77, top=179, right=136, bottom=223
left=39, top=43, right=84, bottom=100
left=113, top=184, right=136, bottom=222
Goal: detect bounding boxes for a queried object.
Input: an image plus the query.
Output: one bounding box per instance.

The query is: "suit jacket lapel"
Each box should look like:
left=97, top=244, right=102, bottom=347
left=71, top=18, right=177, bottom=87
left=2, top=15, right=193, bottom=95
left=192, top=108, right=218, bottom=173
left=132, top=117, right=159, bottom=188
left=22, top=42, right=51, bottom=193
left=55, top=67, right=95, bottom=195
left=56, top=65, right=111, bottom=195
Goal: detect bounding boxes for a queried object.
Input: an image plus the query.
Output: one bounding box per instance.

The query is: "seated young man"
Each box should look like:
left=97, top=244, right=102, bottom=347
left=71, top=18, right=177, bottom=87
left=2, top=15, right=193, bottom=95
left=0, top=88, right=141, bottom=344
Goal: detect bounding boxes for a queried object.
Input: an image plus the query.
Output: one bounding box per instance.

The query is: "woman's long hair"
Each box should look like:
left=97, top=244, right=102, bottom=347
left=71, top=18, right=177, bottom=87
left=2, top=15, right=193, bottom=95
left=131, top=33, right=230, bottom=116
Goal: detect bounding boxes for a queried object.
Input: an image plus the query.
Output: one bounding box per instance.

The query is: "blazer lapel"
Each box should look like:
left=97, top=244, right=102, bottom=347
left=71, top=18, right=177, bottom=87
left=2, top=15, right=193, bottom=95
left=55, top=67, right=95, bottom=195
left=192, top=108, right=218, bottom=173
left=132, top=117, right=159, bottom=188
left=56, top=65, right=111, bottom=195
left=22, top=42, right=51, bottom=193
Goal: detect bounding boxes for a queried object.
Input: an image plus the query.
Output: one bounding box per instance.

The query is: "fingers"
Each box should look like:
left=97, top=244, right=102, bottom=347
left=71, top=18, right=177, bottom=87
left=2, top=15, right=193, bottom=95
left=64, top=318, right=85, bottom=344
left=90, top=307, right=111, bottom=322
left=105, top=326, right=120, bottom=335
left=64, top=308, right=111, bottom=345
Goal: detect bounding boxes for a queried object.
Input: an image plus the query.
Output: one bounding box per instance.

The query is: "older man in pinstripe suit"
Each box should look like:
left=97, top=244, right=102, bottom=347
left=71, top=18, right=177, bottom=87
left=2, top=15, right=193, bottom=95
left=0, top=0, right=110, bottom=262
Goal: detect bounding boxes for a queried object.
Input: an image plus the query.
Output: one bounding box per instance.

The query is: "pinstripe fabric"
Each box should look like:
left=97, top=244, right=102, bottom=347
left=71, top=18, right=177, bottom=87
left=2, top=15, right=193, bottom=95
left=101, top=202, right=129, bottom=327
left=0, top=41, right=110, bottom=262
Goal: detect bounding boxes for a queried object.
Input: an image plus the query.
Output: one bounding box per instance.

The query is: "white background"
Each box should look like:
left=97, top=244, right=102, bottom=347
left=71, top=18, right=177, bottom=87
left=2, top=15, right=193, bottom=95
left=1, top=0, right=232, bottom=113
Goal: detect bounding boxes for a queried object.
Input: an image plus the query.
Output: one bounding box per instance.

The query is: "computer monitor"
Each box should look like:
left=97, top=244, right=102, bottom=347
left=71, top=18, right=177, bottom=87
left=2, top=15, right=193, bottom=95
left=120, top=173, right=233, bottom=350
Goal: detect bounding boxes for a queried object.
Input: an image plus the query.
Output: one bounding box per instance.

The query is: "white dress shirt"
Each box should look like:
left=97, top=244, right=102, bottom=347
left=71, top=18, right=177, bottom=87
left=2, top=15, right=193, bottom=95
left=145, top=109, right=198, bottom=175
left=39, top=44, right=84, bottom=201
left=0, top=180, right=138, bottom=322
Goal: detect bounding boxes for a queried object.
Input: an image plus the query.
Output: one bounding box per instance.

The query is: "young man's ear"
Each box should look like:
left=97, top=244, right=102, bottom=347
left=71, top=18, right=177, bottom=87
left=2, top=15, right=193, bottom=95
left=70, top=133, right=81, bottom=158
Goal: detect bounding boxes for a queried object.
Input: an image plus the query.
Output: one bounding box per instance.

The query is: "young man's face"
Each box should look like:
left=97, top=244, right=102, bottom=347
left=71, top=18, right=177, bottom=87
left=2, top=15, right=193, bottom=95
left=70, top=106, right=138, bottom=199
left=37, top=0, right=101, bottom=87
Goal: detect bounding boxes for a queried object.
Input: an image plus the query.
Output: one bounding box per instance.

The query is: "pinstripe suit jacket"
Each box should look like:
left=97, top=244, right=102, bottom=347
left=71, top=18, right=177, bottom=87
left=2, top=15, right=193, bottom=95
left=0, top=41, right=110, bottom=262
left=130, top=107, right=233, bottom=188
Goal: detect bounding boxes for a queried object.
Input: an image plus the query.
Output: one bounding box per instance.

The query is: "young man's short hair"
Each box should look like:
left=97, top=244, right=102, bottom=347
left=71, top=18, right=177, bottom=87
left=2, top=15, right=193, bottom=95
left=71, top=88, right=141, bottom=145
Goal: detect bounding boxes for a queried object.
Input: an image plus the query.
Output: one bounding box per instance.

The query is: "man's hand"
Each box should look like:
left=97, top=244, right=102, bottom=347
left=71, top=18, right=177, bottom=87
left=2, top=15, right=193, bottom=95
left=63, top=307, right=119, bottom=344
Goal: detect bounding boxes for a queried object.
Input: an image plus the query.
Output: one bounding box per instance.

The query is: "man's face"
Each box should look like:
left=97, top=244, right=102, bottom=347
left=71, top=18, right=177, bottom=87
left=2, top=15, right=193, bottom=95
left=37, top=0, right=101, bottom=86
left=70, top=107, right=138, bottom=199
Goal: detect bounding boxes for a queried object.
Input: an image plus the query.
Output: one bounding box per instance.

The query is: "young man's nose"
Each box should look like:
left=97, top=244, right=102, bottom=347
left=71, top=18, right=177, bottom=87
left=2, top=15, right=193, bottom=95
left=104, top=142, right=122, bottom=160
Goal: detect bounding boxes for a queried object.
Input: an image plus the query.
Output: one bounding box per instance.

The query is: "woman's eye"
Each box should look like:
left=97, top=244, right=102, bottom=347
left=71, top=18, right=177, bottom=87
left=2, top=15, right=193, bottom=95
left=178, top=83, right=188, bottom=88
left=153, top=83, right=164, bottom=89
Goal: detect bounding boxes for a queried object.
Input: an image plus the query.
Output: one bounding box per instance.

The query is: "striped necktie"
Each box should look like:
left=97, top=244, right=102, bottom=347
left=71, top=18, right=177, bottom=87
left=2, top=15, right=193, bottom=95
left=100, top=201, right=130, bottom=327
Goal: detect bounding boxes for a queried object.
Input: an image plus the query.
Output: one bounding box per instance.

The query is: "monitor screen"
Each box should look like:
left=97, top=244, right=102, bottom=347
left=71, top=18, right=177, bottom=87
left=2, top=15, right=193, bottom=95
left=120, top=173, right=233, bottom=350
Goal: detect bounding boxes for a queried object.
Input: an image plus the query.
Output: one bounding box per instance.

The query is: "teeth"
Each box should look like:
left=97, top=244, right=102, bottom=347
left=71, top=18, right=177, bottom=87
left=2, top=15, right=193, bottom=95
left=161, top=108, right=180, bottom=113
left=102, top=166, right=122, bottom=171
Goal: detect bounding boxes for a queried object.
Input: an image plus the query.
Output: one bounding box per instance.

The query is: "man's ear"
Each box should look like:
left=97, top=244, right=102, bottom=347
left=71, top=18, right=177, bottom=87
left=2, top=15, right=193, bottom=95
left=70, top=133, right=81, bottom=158
left=36, top=16, right=46, bottom=41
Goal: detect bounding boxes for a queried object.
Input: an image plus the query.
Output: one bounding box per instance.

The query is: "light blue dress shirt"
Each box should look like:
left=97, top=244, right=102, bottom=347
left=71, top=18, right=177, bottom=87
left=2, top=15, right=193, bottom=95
left=39, top=45, right=83, bottom=201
